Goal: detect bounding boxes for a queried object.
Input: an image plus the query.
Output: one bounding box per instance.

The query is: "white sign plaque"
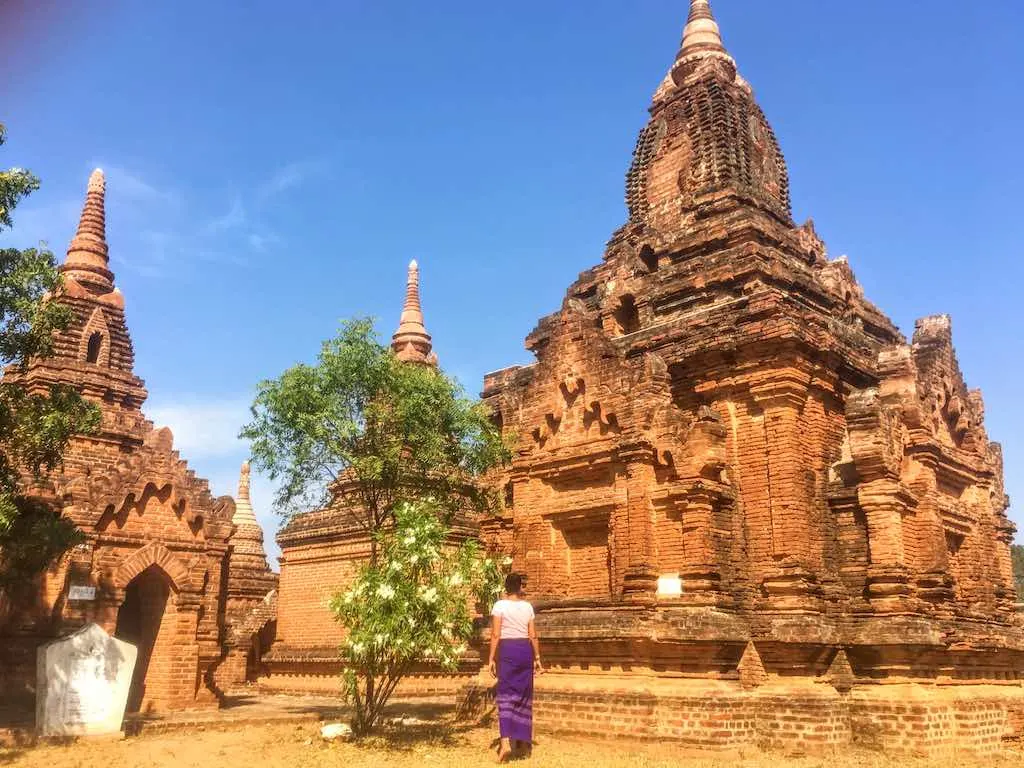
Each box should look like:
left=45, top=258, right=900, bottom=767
left=68, top=585, right=97, bottom=601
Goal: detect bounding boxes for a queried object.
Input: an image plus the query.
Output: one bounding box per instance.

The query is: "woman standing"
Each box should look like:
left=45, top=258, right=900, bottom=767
left=488, top=573, right=542, bottom=762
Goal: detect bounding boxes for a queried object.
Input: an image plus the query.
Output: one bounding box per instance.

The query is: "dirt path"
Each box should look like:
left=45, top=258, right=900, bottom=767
left=2, top=720, right=1022, bottom=768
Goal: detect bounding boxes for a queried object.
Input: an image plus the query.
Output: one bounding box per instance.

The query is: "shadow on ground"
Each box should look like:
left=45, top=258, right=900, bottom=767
left=0, top=735, right=75, bottom=765
left=328, top=700, right=473, bottom=752
left=122, top=694, right=459, bottom=739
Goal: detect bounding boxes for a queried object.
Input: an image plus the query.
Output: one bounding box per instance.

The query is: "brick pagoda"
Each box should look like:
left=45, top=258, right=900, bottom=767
left=263, top=260, right=475, bottom=696
left=475, top=1, right=1023, bottom=753
left=217, top=461, right=279, bottom=691
left=0, top=170, right=276, bottom=714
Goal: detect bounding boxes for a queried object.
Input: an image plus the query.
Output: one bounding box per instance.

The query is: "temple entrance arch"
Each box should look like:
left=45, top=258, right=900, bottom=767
left=114, top=564, right=174, bottom=713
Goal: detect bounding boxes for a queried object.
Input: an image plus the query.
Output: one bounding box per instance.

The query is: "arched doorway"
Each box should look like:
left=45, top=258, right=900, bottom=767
left=114, top=564, right=172, bottom=712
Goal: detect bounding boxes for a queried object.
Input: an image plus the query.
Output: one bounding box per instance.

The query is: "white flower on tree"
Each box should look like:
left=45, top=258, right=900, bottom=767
left=328, top=500, right=508, bottom=736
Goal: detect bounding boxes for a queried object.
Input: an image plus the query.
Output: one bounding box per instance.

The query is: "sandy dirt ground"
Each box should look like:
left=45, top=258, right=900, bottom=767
left=2, top=720, right=1022, bottom=768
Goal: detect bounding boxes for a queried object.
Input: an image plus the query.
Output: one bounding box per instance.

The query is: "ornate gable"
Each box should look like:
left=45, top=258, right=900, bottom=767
left=845, top=316, right=1014, bottom=613
left=911, top=315, right=987, bottom=455
left=55, top=424, right=233, bottom=546
left=516, top=306, right=626, bottom=456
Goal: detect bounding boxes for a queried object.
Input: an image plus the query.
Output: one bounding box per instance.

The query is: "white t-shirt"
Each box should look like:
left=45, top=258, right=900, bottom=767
left=491, top=599, right=535, bottom=640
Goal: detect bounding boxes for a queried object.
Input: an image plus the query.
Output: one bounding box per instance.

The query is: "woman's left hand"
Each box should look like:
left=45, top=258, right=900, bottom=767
left=534, top=659, right=544, bottom=675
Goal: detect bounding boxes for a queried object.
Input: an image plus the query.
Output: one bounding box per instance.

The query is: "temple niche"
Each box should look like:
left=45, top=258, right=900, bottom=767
left=0, top=170, right=276, bottom=715
left=475, top=0, right=1023, bottom=753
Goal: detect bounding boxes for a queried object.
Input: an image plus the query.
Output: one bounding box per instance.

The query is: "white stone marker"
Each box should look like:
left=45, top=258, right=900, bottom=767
left=36, top=623, right=137, bottom=737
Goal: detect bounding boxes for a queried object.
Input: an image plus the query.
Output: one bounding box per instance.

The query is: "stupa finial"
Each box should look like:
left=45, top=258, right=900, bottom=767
left=62, top=168, right=114, bottom=293
left=233, top=461, right=259, bottom=527
left=391, top=260, right=437, bottom=366
left=676, top=0, right=734, bottom=68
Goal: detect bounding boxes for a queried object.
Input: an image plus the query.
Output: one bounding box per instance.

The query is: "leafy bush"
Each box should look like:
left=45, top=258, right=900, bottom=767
left=330, top=499, right=504, bottom=735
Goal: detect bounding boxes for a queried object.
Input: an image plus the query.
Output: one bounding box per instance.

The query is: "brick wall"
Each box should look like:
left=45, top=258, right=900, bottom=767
left=459, top=676, right=1024, bottom=755
left=275, top=538, right=366, bottom=649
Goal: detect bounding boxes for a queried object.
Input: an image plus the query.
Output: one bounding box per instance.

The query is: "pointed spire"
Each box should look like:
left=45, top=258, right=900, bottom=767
left=232, top=461, right=259, bottom=528
left=391, top=260, right=437, bottom=366
left=228, top=460, right=273, bottom=580
left=400, top=259, right=425, bottom=330
left=62, top=169, right=115, bottom=294
left=675, top=0, right=734, bottom=69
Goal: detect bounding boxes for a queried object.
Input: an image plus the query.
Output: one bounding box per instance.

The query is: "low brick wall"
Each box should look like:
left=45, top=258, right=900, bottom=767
left=256, top=647, right=478, bottom=699
left=257, top=670, right=473, bottom=699
left=458, top=674, right=1024, bottom=756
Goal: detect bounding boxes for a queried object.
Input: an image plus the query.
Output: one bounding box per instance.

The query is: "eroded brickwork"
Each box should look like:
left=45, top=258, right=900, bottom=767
left=469, top=0, right=1024, bottom=754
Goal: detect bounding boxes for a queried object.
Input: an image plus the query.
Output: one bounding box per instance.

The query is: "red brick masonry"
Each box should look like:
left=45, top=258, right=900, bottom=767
left=465, top=0, right=1024, bottom=754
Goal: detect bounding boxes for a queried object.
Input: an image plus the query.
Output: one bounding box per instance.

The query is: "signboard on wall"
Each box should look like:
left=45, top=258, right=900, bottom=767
left=68, top=586, right=97, bottom=602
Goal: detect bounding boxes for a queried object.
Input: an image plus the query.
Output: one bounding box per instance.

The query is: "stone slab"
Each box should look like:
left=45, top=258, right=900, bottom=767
left=36, top=623, right=137, bottom=737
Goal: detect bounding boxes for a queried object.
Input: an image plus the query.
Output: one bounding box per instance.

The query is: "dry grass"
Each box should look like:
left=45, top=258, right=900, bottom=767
left=1, top=720, right=1020, bottom=768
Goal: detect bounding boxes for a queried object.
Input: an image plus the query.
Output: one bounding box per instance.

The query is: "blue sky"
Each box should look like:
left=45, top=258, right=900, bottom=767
left=2, top=1, right=1022, bottom=567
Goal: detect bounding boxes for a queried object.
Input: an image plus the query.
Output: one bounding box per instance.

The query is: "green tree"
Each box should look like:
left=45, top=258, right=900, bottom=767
left=1012, top=544, right=1024, bottom=601
left=0, top=125, right=101, bottom=595
left=241, top=318, right=509, bottom=733
left=240, top=317, right=508, bottom=561
left=330, top=499, right=504, bottom=735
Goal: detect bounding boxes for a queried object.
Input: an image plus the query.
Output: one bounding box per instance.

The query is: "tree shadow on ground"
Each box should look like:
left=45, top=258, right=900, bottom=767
left=222, top=694, right=346, bottom=717
left=0, top=734, right=77, bottom=765
left=343, top=703, right=475, bottom=753
left=0, top=722, right=35, bottom=763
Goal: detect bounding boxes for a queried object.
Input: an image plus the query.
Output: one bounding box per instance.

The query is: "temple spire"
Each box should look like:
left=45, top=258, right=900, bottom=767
left=228, top=459, right=272, bottom=575
left=233, top=461, right=259, bottom=528
left=676, top=0, right=734, bottom=68
left=62, top=168, right=115, bottom=294
left=399, top=259, right=425, bottom=332
left=391, top=260, right=437, bottom=366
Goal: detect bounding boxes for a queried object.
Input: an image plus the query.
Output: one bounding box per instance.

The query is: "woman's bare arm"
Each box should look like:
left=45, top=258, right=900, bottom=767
left=488, top=613, right=502, bottom=677
left=528, top=619, right=542, bottom=672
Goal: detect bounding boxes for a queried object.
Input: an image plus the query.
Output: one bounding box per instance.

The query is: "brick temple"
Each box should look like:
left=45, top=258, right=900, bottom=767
left=0, top=170, right=277, bottom=715
left=263, top=261, right=477, bottom=696
left=0, top=0, right=1021, bottom=753
left=474, top=0, right=1023, bottom=752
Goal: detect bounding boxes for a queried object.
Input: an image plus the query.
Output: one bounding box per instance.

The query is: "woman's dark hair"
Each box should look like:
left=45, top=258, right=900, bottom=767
left=505, top=572, right=524, bottom=595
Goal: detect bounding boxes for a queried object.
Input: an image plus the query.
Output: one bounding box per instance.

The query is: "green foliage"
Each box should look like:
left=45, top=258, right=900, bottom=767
left=0, top=125, right=101, bottom=592
left=329, top=500, right=506, bottom=735
left=1, top=246, right=72, bottom=363
left=0, top=384, right=101, bottom=531
left=1012, top=544, right=1024, bottom=601
left=240, top=317, right=509, bottom=543
left=0, top=499, right=86, bottom=593
left=0, top=125, right=40, bottom=232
